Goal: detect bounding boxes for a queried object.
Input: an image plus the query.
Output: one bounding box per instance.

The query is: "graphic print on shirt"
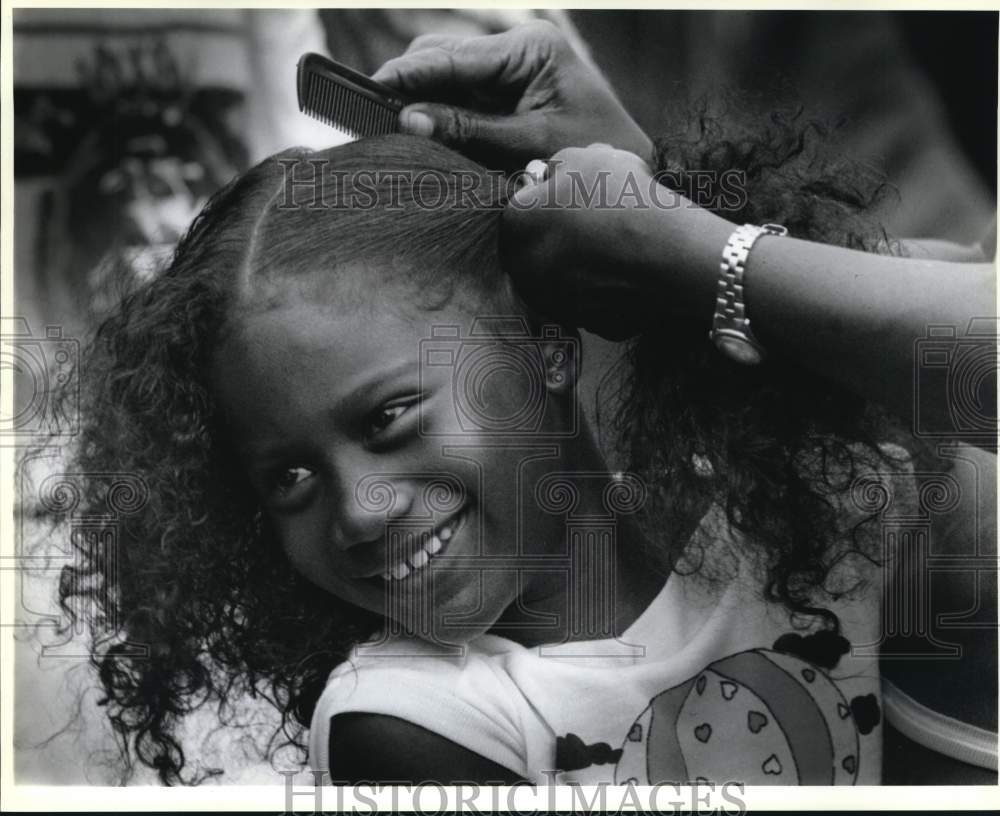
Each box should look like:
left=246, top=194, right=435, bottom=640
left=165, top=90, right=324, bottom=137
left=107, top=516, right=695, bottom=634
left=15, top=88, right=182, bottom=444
left=612, top=632, right=881, bottom=785
left=555, top=733, right=623, bottom=773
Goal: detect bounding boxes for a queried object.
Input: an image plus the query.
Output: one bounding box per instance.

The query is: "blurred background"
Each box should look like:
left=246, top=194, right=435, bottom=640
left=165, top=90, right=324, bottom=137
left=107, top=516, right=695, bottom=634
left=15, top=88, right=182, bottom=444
left=13, top=8, right=998, bottom=337
left=11, top=8, right=998, bottom=785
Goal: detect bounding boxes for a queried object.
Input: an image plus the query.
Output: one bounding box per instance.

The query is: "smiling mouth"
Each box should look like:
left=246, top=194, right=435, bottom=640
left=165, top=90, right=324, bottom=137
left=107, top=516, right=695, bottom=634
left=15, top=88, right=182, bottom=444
left=372, top=506, right=468, bottom=584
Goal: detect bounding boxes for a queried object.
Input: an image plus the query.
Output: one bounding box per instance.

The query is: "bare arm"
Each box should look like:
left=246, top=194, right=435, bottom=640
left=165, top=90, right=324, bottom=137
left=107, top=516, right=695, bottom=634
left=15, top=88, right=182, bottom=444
left=328, top=713, right=528, bottom=784
left=503, top=147, right=996, bottom=448
left=642, top=202, right=996, bottom=445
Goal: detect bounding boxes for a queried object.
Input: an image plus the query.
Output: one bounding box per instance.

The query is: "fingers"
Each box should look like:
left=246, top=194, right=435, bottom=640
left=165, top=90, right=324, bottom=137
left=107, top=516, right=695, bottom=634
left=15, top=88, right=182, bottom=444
left=548, top=144, right=653, bottom=181
left=402, top=33, right=463, bottom=55
left=509, top=171, right=550, bottom=209
left=397, top=103, right=545, bottom=165
left=373, top=21, right=559, bottom=95
left=510, top=143, right=660, bottom=211
left=373, top=37, right=514, bottom=94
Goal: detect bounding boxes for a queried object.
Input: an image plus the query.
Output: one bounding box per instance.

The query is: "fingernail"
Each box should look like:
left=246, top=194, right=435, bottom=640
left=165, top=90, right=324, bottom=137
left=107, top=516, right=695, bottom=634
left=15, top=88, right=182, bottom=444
left=509, top=184, right=540, bottom=211
left=401, top=109, right=434, bottom=137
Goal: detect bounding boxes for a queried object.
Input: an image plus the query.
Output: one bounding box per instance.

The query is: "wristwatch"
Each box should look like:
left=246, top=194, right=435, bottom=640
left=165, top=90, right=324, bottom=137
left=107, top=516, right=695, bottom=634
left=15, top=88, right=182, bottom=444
left=709, top=223, right=787, bottom=365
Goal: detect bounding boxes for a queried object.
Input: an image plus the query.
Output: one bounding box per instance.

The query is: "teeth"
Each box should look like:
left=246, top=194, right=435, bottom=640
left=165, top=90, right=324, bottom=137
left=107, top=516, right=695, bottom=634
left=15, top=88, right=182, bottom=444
left=438, top=508, right=464, bottom=542
left=382, top=510, right=463, bottom=581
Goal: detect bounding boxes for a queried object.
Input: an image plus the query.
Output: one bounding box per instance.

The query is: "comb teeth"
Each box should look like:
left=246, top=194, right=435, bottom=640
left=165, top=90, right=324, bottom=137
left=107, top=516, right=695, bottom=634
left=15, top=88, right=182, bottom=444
left=298, top=54, right=404, bottom=139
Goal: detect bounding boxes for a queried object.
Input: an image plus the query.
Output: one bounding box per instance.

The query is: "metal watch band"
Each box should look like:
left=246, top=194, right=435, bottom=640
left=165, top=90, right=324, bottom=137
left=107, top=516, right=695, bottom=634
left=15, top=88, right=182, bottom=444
left=710, top=222, right=787, bottom=365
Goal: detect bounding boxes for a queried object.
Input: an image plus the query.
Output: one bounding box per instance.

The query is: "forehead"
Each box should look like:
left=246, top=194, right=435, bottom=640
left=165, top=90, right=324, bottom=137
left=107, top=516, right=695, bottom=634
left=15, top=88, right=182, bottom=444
left=241, top=257, right=408, bottom=315
left=216, top=287, right=484, bottom=394
left=241, top=254, right=511, bottom=319
left=211, top=295, right=451, bottom=439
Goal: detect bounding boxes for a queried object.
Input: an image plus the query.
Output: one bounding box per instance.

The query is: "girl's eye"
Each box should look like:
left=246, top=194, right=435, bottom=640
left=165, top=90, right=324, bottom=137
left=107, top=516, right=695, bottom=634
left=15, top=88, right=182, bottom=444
left=271, top=466, right=315, bottom=495
left=366, top=399, right=417, bottom=439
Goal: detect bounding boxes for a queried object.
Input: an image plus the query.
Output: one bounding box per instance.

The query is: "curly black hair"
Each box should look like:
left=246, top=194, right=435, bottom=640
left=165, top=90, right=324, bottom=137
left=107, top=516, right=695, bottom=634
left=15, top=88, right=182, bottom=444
left=611, top=99, right=907, bottom=625
left=46, top=111, right=909, bottom=785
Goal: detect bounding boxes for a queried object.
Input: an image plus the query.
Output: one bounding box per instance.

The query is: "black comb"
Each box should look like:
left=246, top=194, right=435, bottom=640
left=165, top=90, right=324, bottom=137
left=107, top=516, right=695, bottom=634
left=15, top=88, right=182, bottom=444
left=297, top=52, right=408, bottom=138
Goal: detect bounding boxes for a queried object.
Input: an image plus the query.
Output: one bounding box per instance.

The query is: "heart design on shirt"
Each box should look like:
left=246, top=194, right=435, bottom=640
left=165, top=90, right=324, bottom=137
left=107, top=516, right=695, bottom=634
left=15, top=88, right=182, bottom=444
left=747, top=710, right=768, bottom=734
left=762, top=754, right=783, bottom=775
left=694, top=723, right=712, bottom=743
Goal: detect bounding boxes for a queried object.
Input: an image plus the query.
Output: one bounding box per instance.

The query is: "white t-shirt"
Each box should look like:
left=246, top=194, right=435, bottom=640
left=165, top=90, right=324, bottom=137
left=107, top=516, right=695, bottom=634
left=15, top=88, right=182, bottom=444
left=309, top=505, right=887, bottom=785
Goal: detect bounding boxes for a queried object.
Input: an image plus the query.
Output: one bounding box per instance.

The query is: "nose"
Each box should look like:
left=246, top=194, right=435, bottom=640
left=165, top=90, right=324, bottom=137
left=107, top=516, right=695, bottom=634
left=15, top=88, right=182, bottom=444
left=329, top=469, right=416, bottom=551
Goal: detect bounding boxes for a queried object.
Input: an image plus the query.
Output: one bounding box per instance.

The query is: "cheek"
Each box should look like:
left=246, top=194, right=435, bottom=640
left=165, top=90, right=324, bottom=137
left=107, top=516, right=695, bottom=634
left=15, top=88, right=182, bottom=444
left=480, top=365, right=536, bottom=417
left=426, top=347, right=549, bottom=438
left=272, top=512, right=344, bottom=591
left=470, top=364, right=545, bottom=435
left=271, top=508, right=383, bottom=611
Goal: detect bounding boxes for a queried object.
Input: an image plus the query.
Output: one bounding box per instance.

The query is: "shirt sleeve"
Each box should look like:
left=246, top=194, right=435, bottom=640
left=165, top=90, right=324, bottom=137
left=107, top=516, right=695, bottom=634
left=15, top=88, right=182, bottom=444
left=308, top=641, right=528, bottom=779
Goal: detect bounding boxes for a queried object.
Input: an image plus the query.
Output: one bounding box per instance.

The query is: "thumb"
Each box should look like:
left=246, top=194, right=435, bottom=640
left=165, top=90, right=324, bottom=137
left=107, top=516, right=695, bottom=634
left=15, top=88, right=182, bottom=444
left=508, top=176, right=547, bottom=211
left=398, top=103, right=541, bottom=166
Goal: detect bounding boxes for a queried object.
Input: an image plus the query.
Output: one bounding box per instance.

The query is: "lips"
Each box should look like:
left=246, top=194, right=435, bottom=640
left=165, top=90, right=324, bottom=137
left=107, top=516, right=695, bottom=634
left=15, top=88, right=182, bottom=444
left=356, top=506, right=467, bottom=583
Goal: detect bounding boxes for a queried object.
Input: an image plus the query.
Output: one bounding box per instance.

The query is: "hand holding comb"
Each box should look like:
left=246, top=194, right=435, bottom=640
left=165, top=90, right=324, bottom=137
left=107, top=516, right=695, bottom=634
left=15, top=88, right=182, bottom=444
left=297, top=52, right=409, bottom=138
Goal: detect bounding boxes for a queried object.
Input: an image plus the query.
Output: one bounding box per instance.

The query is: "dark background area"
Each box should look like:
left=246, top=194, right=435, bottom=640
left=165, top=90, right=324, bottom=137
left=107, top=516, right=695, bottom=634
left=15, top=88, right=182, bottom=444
left=567, top=9, right=997, bottom=243
left=899, top=11, right=998, bottom=199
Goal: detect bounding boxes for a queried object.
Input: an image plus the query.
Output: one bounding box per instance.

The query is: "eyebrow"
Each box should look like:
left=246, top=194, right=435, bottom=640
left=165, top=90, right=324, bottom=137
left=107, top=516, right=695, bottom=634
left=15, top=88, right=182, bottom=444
left=241, top=357, right=422, bottom=467
left=333, top=357, right=422, bottom=416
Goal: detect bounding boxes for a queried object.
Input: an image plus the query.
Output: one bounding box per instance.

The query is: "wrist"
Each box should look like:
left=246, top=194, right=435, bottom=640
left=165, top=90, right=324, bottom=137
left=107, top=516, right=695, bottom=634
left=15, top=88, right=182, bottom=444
left=638, top=194, right=735, bottom=319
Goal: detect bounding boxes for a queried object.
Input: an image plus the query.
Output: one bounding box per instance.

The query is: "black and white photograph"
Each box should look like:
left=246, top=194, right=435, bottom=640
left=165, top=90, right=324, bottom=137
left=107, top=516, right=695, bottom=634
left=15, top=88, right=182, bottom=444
left=3, top=4, right=998, bottom=810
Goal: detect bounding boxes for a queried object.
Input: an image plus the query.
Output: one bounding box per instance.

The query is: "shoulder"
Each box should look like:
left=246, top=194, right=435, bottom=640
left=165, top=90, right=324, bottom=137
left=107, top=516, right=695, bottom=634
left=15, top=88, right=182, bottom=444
left=308, top=635, right=528, bottom=782
left=327, top=713, right=526, bottom=784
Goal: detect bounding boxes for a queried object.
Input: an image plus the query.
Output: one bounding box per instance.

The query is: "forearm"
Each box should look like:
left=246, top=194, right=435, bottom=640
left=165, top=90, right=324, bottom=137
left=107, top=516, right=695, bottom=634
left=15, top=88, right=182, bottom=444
left=751, top=239, right=994, bottom=427
left=639, top=201, right=997, bottom=438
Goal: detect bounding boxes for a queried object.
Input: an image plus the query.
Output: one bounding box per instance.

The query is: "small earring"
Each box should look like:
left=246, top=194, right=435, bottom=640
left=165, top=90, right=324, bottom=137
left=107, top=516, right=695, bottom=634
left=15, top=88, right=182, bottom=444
left=547, top=346, right=571, bottom=388
left=692, top=453, right=714, bottom=478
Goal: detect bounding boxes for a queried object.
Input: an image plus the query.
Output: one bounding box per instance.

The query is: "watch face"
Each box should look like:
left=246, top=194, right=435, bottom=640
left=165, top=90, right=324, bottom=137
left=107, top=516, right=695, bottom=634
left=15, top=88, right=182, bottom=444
left=713, top=331, right=764, bottom=365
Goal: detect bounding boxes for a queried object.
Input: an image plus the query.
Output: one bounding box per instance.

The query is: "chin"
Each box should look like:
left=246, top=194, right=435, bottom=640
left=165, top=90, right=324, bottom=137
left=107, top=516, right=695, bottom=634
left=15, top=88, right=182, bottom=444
left=383, top=580, right=513, bottom=647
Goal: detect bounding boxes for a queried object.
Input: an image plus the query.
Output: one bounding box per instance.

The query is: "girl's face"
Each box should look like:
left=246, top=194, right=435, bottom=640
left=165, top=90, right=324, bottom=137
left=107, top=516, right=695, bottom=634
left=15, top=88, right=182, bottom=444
left=212, top=275, right=579, bottom=644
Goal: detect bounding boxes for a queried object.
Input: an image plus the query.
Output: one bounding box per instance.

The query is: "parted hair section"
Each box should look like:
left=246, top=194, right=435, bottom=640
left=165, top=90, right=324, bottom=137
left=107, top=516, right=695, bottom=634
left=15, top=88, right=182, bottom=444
left=244, top=135, right=516, bottom=313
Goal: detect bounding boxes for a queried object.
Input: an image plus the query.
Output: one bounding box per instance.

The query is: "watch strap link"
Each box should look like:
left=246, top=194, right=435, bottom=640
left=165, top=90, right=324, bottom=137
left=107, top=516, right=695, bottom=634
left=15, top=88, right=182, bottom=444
left=710, top=222, right=787, bottom=364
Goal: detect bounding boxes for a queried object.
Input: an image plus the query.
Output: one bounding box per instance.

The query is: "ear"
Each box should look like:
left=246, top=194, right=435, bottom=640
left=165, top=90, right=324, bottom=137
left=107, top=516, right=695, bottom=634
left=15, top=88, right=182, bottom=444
left=541, top=325, right=580, bottom=396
